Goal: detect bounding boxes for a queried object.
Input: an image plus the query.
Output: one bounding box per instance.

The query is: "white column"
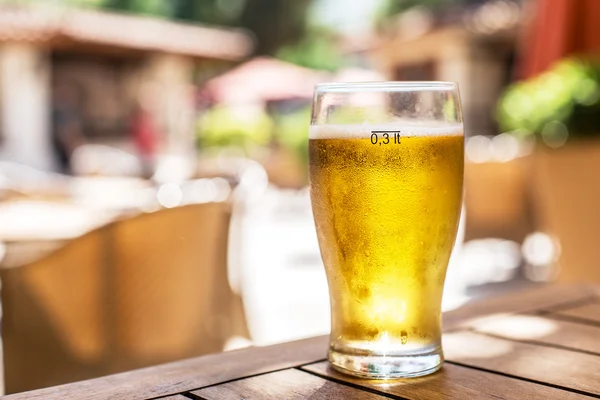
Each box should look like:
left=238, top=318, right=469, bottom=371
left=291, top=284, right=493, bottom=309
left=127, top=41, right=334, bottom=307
left=0, top=44, right=54, bottom=170
left=137, top=54, right=196, bottom=182
left=143, top=54, right=196, bottom=155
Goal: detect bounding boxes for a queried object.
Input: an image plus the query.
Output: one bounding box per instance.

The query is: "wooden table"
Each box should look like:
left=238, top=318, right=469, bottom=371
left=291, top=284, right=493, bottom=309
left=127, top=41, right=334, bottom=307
left=3, top=284, right=600, bottom=399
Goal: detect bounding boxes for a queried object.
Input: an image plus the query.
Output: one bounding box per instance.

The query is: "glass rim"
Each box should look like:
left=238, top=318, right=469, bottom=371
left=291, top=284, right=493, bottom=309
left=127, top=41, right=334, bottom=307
left=315, top=81, right=458, bottom=92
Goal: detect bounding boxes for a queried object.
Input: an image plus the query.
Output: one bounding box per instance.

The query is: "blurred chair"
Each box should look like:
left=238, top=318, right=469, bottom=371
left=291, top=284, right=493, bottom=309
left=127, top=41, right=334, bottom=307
left=0, top=202, right=249, bottom=394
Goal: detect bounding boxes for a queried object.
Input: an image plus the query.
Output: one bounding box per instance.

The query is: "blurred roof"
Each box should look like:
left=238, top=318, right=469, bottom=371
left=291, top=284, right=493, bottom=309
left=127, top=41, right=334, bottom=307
left=202, top=57, right=329, bottom=105
left=0, top=4, right=253, bottom=60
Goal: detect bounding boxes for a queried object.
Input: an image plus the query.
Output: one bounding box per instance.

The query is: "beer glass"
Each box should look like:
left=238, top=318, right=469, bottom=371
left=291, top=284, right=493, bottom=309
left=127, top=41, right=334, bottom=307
left=309, top=82, right=464, bottom=379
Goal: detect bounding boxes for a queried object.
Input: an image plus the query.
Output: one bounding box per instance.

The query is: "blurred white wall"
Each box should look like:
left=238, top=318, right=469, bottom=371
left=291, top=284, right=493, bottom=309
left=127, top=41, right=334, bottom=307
left=0, top=44, right=54, bottom=170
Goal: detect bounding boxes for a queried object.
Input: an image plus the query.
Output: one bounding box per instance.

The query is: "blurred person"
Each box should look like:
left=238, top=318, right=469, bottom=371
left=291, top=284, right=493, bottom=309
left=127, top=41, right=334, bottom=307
left=51, top=82, right=87, bottom=174
left=131, top=86, right=161, bottom=179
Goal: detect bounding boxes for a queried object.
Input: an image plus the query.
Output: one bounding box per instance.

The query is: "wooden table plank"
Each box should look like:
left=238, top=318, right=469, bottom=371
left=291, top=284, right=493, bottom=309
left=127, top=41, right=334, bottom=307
left=551, top=302, right=600, bottom=325
left=443, top=284, right=597, bottom=330
left=161, top=396, right=189, bottom=400
left=302, top=361, right=588, bottom=400
left=3, top=284, right=598, bottom=400
left=468, top=313, right=600, bottom=355
left=0, top=336, right=328, bottom=400
left=444, top=331, right=600, bottom=396
left=193, top=369, right=389, bottom=400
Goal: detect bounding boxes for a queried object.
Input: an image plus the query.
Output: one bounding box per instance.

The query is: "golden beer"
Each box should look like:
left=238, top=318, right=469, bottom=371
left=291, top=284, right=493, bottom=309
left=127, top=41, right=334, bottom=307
left=309, top=126, right=463, bottom=376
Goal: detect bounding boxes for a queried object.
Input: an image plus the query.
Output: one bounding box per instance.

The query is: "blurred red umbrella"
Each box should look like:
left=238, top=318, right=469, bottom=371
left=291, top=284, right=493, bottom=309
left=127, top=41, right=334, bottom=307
left=203, top=57, right=329, bottom=105
left=520, top=0, right=600, bottom=78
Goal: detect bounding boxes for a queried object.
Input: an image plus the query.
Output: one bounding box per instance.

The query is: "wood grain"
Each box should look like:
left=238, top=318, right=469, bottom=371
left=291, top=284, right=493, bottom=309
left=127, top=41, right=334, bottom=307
left=0, top=336, right=328, bottom=400
left=161, top=396, right=189, bottom=400
left=443, top=284, right=597, bottom=330
left=5, top=285, right=599, bottom=400
left=469, top=313, right=600, bottom=355
left=444, top=331, right=600, bottom=396
left=302, top=361, right=587, bottom=400
left=194, top=369, right=388, bottom=400
left=551, top=303, right=600, bottom=325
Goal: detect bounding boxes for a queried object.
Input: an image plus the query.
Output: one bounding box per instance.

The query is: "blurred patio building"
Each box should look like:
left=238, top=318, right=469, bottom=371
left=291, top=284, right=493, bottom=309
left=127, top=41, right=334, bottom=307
left=369, top=0, right=523, bottom=137
left=0, top=3, right=252, bottom=171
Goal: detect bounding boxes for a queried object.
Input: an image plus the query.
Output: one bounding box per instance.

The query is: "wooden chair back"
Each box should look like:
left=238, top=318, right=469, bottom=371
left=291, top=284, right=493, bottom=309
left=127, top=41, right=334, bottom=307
left=1, top=202, right=249, bottom=394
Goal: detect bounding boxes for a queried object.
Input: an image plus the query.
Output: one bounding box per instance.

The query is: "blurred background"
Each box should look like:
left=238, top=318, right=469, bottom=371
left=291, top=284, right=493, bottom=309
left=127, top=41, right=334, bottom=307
left=0, top=0, right=598, bottom=394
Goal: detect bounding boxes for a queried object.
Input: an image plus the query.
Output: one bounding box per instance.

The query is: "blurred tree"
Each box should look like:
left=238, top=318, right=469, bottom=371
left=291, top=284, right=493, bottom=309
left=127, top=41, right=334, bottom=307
left=276, top=27, right=342, bottom=71
left=379, top=0, right=451, bottom=16
left=96, top=0, right=313, bottom=55
left=378, top=0, right=496, bottom=16
left=170, top=0, right=246, bottom=26
left=239, top=0, right=312, bottom=55
left=101, top=0, right=168, bottom=16
left=1, top=0, right=105, bottom=5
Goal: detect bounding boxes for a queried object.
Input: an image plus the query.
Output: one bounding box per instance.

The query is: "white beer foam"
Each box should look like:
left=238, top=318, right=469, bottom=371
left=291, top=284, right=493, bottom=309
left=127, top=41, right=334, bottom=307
left=309, top=123, right=464, bottom=139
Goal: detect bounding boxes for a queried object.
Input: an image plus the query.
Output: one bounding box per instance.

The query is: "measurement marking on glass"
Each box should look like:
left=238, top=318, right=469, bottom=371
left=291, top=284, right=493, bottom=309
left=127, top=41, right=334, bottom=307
left=371, top=131, right=401, bottom=145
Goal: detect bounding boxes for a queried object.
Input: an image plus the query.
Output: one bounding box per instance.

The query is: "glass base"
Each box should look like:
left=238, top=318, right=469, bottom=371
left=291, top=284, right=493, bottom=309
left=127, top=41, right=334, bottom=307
left=328, top=345, right=443, bottom=379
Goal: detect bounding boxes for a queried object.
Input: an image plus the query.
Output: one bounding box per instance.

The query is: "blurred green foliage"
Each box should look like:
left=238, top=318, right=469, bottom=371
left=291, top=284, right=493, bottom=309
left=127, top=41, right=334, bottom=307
left=325, top=107, right=389, bottom=125
left=170, top=0, right=247, bottom=25
left=443, top=96, right=458, bottom=122
left=101, top=0, right=170, bottom=16
left=237, top=0, right=312, bottom=56
left=272, top=107, right=311, bottom=165
left=497, top=58, right=600, bottom=141
left=276, top=27, right=342, bottom=71
left=197, top=106, right=273, bottom=151
left=378, top=0, right=450, bottom=17
left=197, top=105, right=311, bottom=165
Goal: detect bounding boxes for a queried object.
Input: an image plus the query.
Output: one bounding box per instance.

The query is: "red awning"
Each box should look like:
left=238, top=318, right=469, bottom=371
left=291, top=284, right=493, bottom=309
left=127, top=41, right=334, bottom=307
left=519, top=0, right=600, bottom=79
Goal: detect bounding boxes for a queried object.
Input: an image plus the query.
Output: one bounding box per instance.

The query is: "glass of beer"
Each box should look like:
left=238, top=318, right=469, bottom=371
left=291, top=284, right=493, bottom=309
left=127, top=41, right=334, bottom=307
left=309, top=82, right=464, bottom=379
